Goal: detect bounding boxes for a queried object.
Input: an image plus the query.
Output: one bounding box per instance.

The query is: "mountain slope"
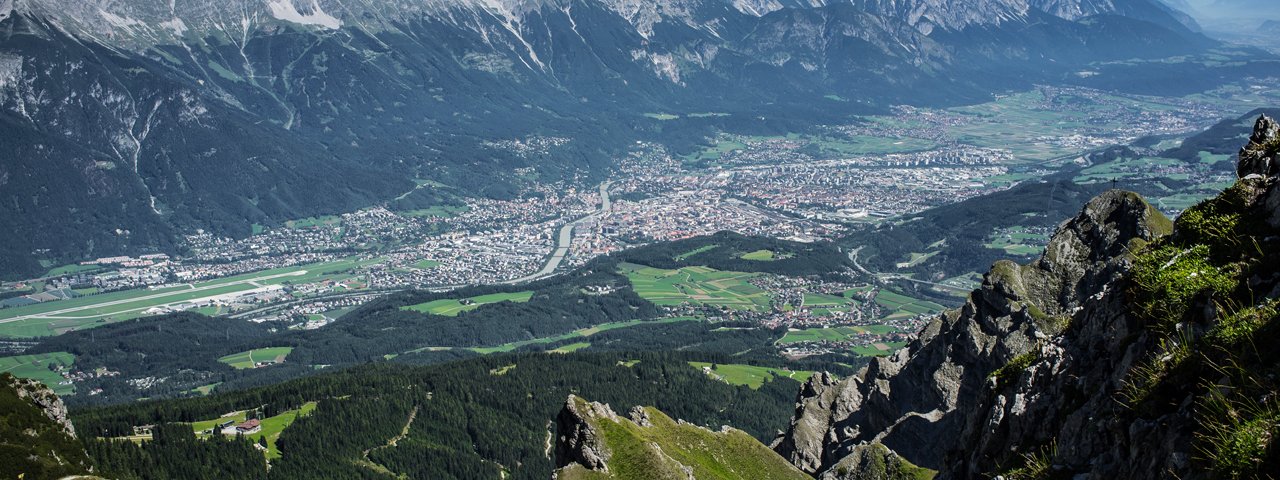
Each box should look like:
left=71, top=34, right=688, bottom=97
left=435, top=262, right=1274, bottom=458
left=773, top=115, right=1280, bottom=478
left=0, top=0, right=1248, bottom=277
left=554, top=395, right=813, bottom=480
left=0, top=373, right=96, bottom=479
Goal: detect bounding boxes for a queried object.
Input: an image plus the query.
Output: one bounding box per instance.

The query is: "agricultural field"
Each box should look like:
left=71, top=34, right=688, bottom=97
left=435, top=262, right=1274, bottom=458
left=851, top=342, right=908, bottom=357
left=218, top=347, right=294, bottom=369
left=620, top=263, right=772, bottom=312
left=400, top=205, right=469, bottom=218
left=688, top=362, right=815, bottom=389
left=674, top=245, right=719, bottom=261
left=0, top=256, right=382, bottom=338
left=777, top=325, right=900, bottom=344
left=551, top=342, right=591, bottom=353
left=0, top=352, right=75, bottom=395
left=189, top=401, right=318, bottom=459
left=873, top=289, right=947, bottom=320
left=468, top=317, right=698, bottom=355
left=400, top=291, right=534, bottom=316
left=802, top=292, right=852, bottom=307
left=985, top=226, right=1051, bottom=257
left=43, top=263, right=103, bottom=278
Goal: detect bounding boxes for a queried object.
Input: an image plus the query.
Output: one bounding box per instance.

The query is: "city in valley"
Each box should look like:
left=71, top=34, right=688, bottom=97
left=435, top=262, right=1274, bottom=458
left=1, top=83, right=1274, bottom=378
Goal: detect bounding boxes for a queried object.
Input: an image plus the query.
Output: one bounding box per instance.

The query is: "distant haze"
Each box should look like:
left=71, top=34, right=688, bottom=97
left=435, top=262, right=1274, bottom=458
left=1173, top=0, right=1280, bottom=20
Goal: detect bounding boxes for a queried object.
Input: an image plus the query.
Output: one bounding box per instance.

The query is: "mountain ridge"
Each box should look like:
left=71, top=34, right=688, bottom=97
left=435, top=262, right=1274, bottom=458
left=772, top=115, right=1280, bottom=478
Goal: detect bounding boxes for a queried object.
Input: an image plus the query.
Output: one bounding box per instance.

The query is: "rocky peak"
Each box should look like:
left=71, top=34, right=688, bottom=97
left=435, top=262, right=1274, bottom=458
left=1239, top=114, right=1280, bottom=179
left=554, top=395, right=615, bottom=472
left=4, top=373, right=75, bottom=437
left=772, top=189, right=1170, bottom=477
left=776, top=114, right=1280, bottom=479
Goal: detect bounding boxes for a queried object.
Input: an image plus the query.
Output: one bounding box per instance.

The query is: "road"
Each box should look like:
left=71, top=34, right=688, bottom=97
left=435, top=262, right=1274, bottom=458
left=504, top=181, right=612, bottom=285
left=847, top=247, right=970, bottom=293
left=0, top=270, right=308, bottom=323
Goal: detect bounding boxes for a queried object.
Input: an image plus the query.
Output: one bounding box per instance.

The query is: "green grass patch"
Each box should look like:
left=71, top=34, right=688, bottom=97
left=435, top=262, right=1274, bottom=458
left=44, top=263, right=103, bottom=278
left=740, top=250, right=776, bottom=261
left=621, top=263, right=772, bottom=312
left=688, top=362, right=814, bottom=389
left=674, top=245, right=719, bottom=261
left=414, top=259, right=441, bottom=269
left=217, top=347, right=294, bottom=370
left=0, top=352, right=75, bottom=395
left=467, top=317, right=697, bottom=354
left=400, top=205, right=469, bottom=218
left=850, top=342, right=907, bottom=357
left=189, top=402, right=318, bottom=459
left=551, top=342, right=591, bottom=353
left=401, top=291, right=534, bottom=316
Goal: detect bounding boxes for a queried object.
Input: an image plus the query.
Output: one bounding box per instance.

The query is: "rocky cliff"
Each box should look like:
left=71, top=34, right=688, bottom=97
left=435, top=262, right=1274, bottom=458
left=0, top=373, right=94, bottom=479
left=775, top=116, right=1280, bottom=479
left=553, top=395, right=811, bottom=479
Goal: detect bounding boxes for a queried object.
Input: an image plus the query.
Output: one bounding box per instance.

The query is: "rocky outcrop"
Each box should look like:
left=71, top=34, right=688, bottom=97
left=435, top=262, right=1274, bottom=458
left=554, top=396, right=810, bottom=480
left=4, top=373, right=76, bottom=437
left=1238, top=114, right=1279, bottom=179
left=0, top=373, right=94, bottom=479
left=554, top=395, right=616, bottom=472
left=777, top=115, right=1280, bottom=479
left=774, top=190, right=1170, bottom=476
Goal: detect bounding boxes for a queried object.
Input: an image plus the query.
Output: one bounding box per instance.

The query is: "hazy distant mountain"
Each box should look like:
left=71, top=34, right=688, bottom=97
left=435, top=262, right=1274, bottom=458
left=0, top=0, right=1253, bottom=277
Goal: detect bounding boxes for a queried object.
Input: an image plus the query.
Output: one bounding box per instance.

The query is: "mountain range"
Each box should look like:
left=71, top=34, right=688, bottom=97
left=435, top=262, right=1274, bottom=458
left=0, top=0, right=1258, bottom=278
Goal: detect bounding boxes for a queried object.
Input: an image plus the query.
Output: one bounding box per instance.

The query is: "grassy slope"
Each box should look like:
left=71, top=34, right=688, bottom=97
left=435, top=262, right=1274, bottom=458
left=557, top=398, right=809, bottom=480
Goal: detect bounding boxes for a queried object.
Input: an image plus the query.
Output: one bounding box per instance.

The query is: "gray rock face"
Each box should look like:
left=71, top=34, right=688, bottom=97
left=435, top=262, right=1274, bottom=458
left=779, top=117, right=1280, bottom=479
left=774, top=190, right=1170, bottom=475
left=5, top=373, right=76, bottom=438
left=554, top=395, right=615, bottom=472
left=1239, top=114, right=1280, bottom=179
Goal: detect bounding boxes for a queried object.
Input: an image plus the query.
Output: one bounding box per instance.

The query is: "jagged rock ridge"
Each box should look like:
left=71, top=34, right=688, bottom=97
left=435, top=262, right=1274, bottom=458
left=774, top=115, right=1280, bottom=478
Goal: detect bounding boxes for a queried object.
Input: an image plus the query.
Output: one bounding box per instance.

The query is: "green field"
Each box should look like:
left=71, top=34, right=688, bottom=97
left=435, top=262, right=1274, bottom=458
left=218, top=347, right=294, bottom=369
left=551, top=342, right=591, bottom=353
left=852, top=342, right=908, bottom=357
left=874, top=290, right=947, bottom=318
left=414, top=259, right=442, bottom=269
left=190, top=401, right=318, bottom=459
left=0, top=256, right=382, bottom=338
left=44, top=263, right=103, bottom=278
left=468, top=317, right=698, bottom=354
left=985, top=226, right=1050, bottom=257
left=688, top=362, right=814, bottom=389
left=285, top=215, right=341, bottom=229
left=0, top=352, right=75, bottom=395
left=621, top=263, right=772, bottom=312
left=674, top=245, right=719, bottom=261
left=802, top=293, right=850, bottom=307
left=777, top=325, right=900, bottom=344
left=400, top=205, right=470, bottom=218
left=401, top=291, right=534, bottom=316
left=740, top=250, right=776, bottom=261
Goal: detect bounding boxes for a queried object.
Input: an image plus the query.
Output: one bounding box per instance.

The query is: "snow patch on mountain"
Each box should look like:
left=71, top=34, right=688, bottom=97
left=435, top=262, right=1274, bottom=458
left=267, top=0, right=341, bottom=30
left=0, top=0, right=13, bottom=22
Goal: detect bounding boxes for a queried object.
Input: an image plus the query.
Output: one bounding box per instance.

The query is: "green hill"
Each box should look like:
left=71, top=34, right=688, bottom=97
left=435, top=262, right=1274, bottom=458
left=555, top=395, right=809, bottom=480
